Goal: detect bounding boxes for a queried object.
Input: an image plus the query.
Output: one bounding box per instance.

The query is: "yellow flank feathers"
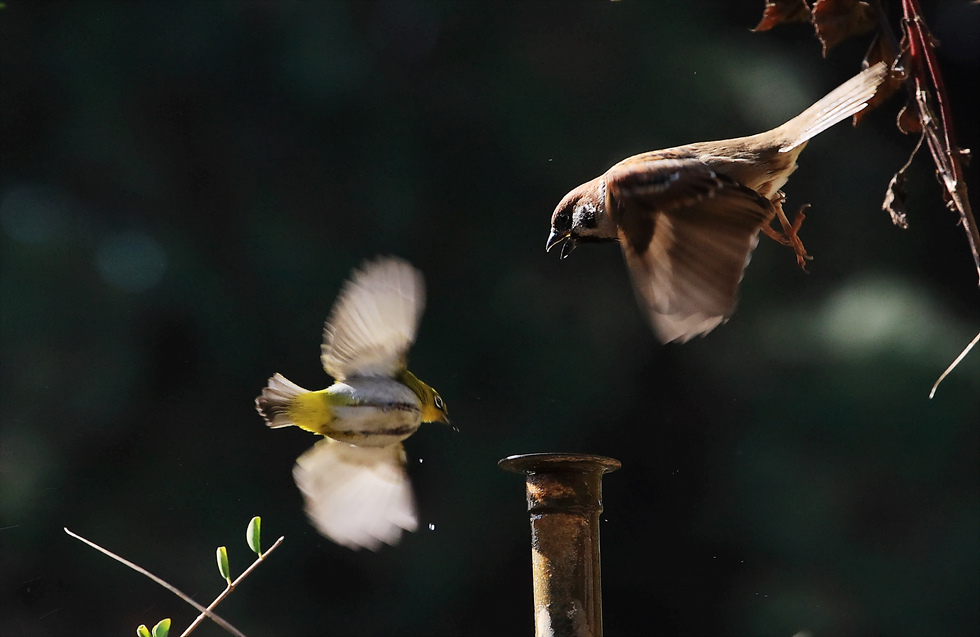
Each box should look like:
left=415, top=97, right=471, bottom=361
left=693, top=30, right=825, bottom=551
left=287, top=390, right=337, bottom=435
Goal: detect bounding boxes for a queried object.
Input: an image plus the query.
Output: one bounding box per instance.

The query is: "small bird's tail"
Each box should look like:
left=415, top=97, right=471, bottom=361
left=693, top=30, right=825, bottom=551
left=778, top=61, right=888, bottom=152
left=255, top=373, right=309, bottom=428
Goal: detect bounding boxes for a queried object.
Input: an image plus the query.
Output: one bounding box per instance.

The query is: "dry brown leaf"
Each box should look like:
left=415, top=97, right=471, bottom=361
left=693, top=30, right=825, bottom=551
left=811, top=0, right=876, bottom=56
left=882, top=170, right=910, bottom=228
left=854, top=35, right=906, bottom=125
left=897, top=101, right=922, bottom=134
left=882, top=129, right=925, bottom=229
left=753, top=0, right=812, bottom=32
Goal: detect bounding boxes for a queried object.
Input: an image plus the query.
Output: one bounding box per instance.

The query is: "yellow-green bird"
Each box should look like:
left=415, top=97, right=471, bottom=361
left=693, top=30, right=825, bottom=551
left=255, top=257, right=451, bottom=550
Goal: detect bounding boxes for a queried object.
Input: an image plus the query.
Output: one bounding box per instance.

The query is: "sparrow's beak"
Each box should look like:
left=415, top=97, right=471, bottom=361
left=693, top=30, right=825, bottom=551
left=559, top=237, right=577, bottom=259
left=546, top=229, right=576, bottom=259
left=546, top=228, right=563, bottom=252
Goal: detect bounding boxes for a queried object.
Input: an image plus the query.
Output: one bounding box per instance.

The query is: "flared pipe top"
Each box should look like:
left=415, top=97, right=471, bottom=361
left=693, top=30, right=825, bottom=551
left=499, top=452, right=622, bottom=475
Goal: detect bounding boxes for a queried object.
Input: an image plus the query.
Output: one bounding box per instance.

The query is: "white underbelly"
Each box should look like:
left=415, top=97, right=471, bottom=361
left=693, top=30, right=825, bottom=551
left=326, top=378, right=422, bottom=447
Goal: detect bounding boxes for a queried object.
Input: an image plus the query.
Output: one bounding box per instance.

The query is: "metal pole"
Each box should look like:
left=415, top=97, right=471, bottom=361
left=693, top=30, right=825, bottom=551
left=499, top=453, right=621, bottom=637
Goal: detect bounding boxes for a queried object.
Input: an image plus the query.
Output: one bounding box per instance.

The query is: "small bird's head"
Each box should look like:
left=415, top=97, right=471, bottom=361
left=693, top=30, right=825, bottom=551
left=546, top=176, right=617, bottom=259
left=397, top=369, right=452, bottom=427
left=422, top=388, right=451, bottom=427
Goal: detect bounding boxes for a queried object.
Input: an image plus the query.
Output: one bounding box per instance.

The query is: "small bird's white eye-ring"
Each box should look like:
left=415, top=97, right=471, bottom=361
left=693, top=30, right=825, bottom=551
left=434, top=395, right=444, bottom=410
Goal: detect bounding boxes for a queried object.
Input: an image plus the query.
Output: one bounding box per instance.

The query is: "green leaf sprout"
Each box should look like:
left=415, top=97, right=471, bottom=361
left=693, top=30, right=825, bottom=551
left=246, top=516, right=262, bottom=555
left=216, top=546, right=231, bottom=582
left=151, top=618, right=170, bottom=637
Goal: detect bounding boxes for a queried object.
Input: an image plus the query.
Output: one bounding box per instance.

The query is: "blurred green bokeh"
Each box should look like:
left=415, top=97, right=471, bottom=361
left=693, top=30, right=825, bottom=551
left=1, top=2, right=977, bottom=636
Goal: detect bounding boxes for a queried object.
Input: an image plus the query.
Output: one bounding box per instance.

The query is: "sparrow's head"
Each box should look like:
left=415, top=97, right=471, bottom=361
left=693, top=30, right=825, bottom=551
left=546, top=176, right=616, bottom=259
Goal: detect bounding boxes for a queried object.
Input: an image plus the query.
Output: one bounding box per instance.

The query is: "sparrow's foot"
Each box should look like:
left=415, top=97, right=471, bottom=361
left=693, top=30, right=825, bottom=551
left=764, top=195, right=812, bottom=271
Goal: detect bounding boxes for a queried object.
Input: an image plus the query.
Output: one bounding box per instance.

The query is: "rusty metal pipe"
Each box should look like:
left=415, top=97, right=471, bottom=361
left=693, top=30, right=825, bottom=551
left=499, top=452, right=621, bottom=637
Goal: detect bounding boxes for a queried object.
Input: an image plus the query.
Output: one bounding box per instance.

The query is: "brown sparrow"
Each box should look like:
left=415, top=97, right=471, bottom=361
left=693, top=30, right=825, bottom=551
left=547, top=62, right=888, bottom=343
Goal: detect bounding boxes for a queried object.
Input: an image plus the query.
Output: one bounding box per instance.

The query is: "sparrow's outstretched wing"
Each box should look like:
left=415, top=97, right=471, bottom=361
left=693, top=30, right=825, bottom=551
left=321, top=257, right=425, bottom=380
left=607, top=158, right=773, bottom=343
left=293, top=438, right=418, bottom=551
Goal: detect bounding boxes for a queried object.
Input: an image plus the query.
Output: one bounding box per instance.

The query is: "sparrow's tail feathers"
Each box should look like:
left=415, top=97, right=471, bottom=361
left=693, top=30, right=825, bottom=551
left=779, top=61, right=888, bottom=152
left=255, top=373, right=309, bottom=428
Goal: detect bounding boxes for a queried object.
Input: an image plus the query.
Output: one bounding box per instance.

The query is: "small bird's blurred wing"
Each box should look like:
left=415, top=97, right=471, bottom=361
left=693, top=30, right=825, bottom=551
left=293, top=438, right=418, bottom=551
left=608, top=159, right=773, bottom=343
left=321, top=257, right=425, bottom=380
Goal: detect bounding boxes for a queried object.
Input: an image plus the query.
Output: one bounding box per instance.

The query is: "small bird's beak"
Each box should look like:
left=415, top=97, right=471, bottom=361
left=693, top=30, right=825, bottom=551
left=546, top=230, right=576, bottom=259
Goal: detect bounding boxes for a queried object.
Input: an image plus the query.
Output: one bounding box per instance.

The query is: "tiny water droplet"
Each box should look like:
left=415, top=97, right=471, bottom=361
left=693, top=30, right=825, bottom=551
left=418, top=458, right=424, bottom=463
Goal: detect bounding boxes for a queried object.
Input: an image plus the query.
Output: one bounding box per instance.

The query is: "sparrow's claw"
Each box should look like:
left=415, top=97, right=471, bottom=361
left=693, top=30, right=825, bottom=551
left=763, top=196, right=812, bottom=270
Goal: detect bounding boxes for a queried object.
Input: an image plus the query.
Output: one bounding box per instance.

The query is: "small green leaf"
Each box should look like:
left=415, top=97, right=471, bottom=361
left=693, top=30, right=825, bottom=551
left=246, top=516, right=262, bottom=555
left=151, top=618, right=171, bottom=637
left=137, top=625, right=151, bottom=637
left=216, top=546, right=231, bottom=581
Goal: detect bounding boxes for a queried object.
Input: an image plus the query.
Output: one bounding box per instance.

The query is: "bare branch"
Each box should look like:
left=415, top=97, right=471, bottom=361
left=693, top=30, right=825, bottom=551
left=64, top=528, right=246, bottom=637
left=929, top=331, right=980, bottom=399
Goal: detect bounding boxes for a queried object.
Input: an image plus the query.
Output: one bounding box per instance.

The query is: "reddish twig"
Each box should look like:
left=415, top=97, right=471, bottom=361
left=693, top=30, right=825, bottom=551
left=902, top=0, right=980, bottom=283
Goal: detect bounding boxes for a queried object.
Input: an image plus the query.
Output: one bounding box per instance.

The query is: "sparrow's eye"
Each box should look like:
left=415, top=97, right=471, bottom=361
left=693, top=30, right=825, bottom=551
left=434, top=395, right=444, bottom=410
left=553, top=210, right=571, bottom=233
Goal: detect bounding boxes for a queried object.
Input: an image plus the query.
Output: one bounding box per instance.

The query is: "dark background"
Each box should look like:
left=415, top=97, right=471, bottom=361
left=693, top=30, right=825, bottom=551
left=2, top=1, right=978, bottom=635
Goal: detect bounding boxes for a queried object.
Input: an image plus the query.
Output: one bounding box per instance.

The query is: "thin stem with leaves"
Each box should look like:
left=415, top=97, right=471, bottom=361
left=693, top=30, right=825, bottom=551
left=180, top=535, right=284, bottom=637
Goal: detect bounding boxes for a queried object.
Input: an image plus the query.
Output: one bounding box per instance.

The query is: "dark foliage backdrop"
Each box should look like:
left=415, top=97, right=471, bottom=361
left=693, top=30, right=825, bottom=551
left=1, top=1, right=977, bottom=635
